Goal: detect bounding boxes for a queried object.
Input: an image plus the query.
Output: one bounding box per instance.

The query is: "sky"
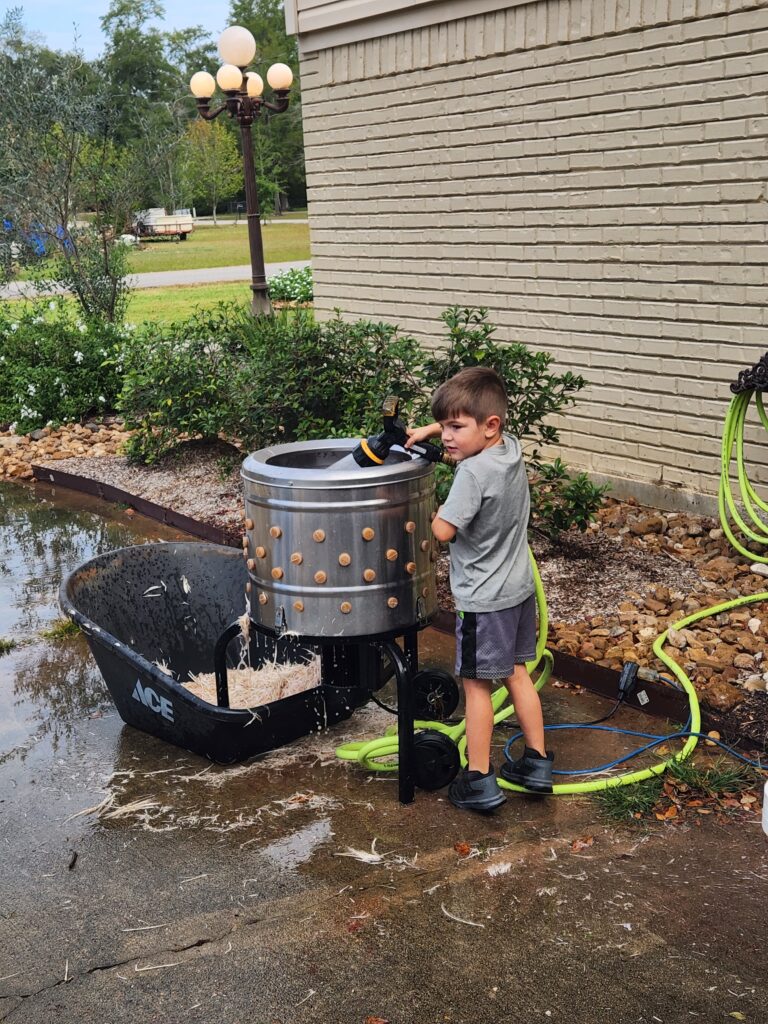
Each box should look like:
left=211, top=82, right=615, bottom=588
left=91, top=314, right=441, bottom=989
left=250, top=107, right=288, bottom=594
left=9, top=1, right=235, bottom=59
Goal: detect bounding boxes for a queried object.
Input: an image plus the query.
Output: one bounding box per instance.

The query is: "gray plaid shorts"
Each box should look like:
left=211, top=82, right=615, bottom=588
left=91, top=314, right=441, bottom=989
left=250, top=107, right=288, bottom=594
left=454, top=594, right=537, bottom=680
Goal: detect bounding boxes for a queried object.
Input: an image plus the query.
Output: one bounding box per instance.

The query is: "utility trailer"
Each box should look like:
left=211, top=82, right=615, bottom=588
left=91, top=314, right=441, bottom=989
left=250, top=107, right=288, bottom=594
left=132, top=208, right=194, bottom=241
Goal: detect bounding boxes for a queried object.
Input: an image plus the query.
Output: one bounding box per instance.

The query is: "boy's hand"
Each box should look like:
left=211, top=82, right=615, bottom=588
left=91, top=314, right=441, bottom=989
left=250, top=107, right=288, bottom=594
left=405, top=422, right=441, bottom=448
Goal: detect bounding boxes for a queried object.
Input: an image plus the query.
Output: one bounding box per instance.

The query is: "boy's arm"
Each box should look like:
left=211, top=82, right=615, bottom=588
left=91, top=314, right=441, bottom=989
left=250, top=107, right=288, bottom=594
left=432, top=509, right=457, bottom=543
left=405, top=423, right=441, bottom=448
left=435, top=466, right=482, bottom=542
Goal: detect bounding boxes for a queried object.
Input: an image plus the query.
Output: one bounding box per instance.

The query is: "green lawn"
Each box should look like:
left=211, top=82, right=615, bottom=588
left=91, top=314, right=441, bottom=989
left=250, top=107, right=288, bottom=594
left=126, top=282, right=252, bottom=322
left=127, top=222, right=310, bottom=274
left=5, top=282, right=286, bottom=324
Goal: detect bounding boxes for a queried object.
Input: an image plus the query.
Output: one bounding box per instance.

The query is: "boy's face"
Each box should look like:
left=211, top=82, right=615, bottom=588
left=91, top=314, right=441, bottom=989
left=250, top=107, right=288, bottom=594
left=438, top=413, right=502, bottom=461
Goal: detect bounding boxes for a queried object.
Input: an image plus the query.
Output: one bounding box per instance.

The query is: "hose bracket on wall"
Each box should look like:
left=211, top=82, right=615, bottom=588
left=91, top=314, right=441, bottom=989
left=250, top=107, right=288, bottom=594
left=731, top=352, right=768, bottom=394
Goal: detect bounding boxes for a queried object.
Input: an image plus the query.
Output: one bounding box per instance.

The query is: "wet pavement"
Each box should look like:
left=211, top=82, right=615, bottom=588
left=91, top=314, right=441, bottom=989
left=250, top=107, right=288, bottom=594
left=1, top=481, right=767, bottom=1023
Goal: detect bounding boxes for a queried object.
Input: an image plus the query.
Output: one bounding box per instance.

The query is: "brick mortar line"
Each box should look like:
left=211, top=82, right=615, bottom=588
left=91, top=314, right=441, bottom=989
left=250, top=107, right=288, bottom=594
left=310, top=249, right=768, bottom=263
left=309, top=192, right=768, bottom=205
left=305, top=137, right=768, bottom=160
left=306, top=169, right=768, bottom=189
left=307, top=175, right=768, bottom=192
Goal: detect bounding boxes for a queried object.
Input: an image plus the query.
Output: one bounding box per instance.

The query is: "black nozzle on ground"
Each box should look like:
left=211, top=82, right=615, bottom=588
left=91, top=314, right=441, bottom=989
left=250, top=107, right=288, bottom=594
left=617, top=661, right=639, bottom=701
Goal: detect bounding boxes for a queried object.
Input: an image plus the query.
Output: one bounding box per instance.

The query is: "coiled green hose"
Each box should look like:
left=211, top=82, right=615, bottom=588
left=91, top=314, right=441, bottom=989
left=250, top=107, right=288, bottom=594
left=719, top=389, right=768, bottom=561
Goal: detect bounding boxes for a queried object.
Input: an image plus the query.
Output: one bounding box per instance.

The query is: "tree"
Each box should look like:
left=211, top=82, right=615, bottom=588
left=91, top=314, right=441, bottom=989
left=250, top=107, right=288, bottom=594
left=165, top=25, right=216, bottom=83
left=0, top=29, right=138, bottom=321
left=99, top=0, right=178, bottom=146
left=182, top=119, right=243, bottom=222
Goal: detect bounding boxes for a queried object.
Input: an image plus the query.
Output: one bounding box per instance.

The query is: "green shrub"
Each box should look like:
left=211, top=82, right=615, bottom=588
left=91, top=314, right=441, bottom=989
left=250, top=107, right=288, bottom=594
left=120, top=305, right=245, bottom=464
left=529, top=458, right=609, bottom=541
left=119, top=306, right=423, bottom=463
left=417, top=306, right=607, bottom=536
left=119, top=301, right=605, bottom=540
left=268, top=266, right=313, bottom=303
left=417, top=306, right=587, bottom=462
left=231, top=311, right=422, bottom=446
left=0, top=300, right=125, bottom=432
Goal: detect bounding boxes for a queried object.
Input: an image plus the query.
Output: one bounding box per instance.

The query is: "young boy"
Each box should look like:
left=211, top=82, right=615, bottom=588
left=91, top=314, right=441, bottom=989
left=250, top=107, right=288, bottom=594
left=406, top=366, right=553, bottom=811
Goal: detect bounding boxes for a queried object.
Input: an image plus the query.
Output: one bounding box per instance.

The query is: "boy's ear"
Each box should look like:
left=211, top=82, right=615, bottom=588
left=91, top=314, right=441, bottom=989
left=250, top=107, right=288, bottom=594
left=484, top=414, right=502, bottom=436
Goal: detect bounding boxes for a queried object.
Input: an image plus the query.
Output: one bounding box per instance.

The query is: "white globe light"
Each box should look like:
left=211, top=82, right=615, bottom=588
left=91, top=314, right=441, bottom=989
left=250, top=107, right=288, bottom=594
left=266, top=63, right=293, bottom=91
left=216, top=63, right=243, bottom=92
left=246, top=72, right=264, bottom=98
left=189, top=71, right=216, bottom=99
left=218, top=25, right=256, bottom=67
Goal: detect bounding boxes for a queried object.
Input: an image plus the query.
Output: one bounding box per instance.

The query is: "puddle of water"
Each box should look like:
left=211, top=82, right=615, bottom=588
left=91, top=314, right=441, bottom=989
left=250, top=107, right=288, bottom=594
left=0, top=478, right=691, bottom=871
left=0, top=480, right=193, bottom=762
left=261, top=817, right=335, bottom=870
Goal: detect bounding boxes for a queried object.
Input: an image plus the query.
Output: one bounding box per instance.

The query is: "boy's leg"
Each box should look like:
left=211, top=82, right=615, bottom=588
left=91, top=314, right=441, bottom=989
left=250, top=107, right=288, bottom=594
left=450, top=611, right=505, bottom=810
left=504, top=664, right=546, bottom=757
left=448, top=676, right=505, bottom=811
left=462, top=677, right=494, bottom=774
left=500, top=663, right=554, bottom=793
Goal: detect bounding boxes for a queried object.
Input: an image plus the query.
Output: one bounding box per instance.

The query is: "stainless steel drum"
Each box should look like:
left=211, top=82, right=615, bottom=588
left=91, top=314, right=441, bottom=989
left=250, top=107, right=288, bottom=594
left=241, top=439, right=439, bottom=638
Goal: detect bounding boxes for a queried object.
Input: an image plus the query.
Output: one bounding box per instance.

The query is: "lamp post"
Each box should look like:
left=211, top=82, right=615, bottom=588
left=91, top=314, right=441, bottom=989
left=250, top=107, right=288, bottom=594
left=190, top=26, right=293, bottom=315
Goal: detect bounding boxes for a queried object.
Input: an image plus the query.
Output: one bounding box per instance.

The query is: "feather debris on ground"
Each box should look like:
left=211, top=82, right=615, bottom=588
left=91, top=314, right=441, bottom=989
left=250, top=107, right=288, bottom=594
left=440, top=904, right=486, bottom=927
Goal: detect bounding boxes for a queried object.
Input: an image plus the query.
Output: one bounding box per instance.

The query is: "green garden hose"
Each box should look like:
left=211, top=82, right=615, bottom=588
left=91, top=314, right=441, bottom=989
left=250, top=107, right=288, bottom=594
left=336, top=548, right=701, bottom=795
left=719, top=389, right=768, bottom=561
left=338, top=371, right=768, bottom=793
left=336, top=550, right=553, bottom=775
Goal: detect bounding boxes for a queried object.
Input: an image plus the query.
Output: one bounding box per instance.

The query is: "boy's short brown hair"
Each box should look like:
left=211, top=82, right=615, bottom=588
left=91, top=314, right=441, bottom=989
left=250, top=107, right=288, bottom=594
left=431, top=366, right=508, bottom=427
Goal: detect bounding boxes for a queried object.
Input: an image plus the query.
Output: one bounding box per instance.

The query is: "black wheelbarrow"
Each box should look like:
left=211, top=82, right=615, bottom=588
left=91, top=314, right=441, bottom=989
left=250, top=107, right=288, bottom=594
left=59, top=542, right=375, bottom=763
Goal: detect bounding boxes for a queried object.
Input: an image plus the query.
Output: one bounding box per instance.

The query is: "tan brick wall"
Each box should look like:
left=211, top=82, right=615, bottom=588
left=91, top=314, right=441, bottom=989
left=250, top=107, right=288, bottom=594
left=298, top=0, right=768, bottom=508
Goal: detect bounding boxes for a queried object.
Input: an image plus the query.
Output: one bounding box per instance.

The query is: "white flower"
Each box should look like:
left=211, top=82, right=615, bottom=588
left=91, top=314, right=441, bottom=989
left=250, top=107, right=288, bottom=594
left=10, top=323, right=18, bottom=332
left=78, top=324, right=87, bottom=334
left=20, top=404, right=36, bottom=419
left=27, top=383, right=36, bottom=396
left=73, top=350, right=84, bottom=364
left=48, top=301, right=57, bottom=311
left=98, top=395, right=105, bottom=403
left=9, top=422, right=17, bottom=433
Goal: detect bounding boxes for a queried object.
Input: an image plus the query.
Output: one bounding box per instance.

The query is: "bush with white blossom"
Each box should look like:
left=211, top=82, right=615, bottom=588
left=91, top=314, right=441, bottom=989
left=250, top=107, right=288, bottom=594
left=0, top=301, right=126, bottom=433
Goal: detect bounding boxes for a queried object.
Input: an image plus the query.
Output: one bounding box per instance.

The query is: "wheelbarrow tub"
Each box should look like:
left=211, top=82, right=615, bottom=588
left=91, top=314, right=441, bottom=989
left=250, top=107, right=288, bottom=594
left=60, top=542, right=372, bottom=763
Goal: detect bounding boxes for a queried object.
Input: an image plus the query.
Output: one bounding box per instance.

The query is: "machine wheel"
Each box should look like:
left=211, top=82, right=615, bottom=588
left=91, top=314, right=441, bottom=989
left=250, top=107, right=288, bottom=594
left=412, top=669, right=460, bottom=721
left=413, top=730, right=460, bottom=791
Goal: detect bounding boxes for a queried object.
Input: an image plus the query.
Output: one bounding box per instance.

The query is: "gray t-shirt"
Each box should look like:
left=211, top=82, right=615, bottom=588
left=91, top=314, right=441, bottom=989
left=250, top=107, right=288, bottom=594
left=439, top=433, right=534, bottom=613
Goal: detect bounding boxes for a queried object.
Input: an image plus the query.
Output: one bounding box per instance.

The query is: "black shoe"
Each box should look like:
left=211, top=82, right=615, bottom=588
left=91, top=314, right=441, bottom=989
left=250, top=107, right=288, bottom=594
left=448, top=767, right=506, bottom=812
left=499, top=747, right=554, bottom=793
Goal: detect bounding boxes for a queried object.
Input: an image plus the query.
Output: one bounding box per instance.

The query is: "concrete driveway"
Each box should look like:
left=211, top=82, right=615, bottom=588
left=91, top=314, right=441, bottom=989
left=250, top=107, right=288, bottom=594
left=2, top=662, right=766, bottom=1024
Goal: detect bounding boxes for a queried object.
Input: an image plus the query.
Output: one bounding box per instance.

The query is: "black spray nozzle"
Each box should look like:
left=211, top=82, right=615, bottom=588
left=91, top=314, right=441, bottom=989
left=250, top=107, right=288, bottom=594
left=352, top=395, right=453, bottom=468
